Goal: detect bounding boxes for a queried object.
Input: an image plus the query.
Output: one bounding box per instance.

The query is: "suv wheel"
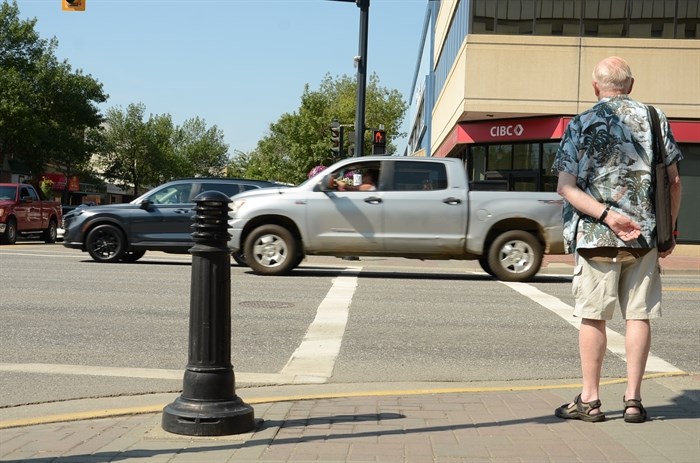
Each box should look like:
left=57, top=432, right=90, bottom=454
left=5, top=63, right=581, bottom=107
left=121, top=250, right=146, bottom=263
left=86, top=224, right=126, bottom=263
left=232, top=250, right=248, bottom=267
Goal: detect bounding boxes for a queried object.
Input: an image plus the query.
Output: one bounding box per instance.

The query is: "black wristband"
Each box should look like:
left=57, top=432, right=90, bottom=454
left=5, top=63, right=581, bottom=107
left=598, top=205, right=611, bottom=223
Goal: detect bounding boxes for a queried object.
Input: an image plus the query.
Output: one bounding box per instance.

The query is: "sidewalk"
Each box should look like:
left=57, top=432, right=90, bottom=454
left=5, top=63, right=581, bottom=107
left=1, top=376, right=699, bottom=462
left=1, top=247, right=697, bottom=463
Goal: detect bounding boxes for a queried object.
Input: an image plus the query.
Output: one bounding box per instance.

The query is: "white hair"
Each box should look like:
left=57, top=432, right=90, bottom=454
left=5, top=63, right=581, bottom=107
left=593, top=56, right=633, bottom=93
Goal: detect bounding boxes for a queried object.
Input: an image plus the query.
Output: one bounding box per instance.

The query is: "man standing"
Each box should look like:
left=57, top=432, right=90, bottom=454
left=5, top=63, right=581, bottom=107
left=552, top=56, right=682, bottom=423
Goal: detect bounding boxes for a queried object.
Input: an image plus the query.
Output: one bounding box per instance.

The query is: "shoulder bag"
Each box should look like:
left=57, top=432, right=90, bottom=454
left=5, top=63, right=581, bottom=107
left=647, top=105, right=675, bottom=252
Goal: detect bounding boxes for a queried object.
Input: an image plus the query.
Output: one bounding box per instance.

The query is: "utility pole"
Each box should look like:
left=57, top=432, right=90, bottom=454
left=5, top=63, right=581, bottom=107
left=354, top=0, right=369, bottom=157
left=328, top=0, right=370, bottom=157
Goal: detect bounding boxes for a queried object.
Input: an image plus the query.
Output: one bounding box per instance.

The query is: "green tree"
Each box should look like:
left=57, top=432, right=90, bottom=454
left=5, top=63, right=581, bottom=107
left=94, top=104, right=231, bottom=195
left=232, top=73, right=406, bottom=184
left=92, top=103, right=171, bottom=197
left=171, top=117, right=229, bottom=178
left=0, top=1, right=107, bottom=185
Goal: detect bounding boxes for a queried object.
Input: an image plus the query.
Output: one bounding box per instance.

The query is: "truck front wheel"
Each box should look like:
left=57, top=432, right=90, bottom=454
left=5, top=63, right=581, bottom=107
left=86, top=224, right=126, bottom=263
left=43, top=219, right=57, bottom=244
left=487, top=230, right=542, bottom=282
left=1, top=218, right=17, bottom=245
left=244, top=224, right=299, bottom=276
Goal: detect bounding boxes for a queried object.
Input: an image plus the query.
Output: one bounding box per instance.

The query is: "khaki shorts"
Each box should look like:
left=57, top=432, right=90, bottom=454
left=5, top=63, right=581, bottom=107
left=572, top=248, right=661, bottom=320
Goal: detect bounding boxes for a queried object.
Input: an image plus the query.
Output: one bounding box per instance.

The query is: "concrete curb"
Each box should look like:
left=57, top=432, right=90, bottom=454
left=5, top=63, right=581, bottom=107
left=1, top=373, right=693, bottom=430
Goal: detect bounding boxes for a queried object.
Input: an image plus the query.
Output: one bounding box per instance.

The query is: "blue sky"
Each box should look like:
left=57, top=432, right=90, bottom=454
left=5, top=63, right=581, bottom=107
left=16, top=0, right=427, bottom=155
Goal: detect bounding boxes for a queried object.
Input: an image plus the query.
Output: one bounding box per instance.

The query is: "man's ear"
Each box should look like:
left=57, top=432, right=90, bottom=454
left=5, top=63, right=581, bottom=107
left=627, top=77, right=634, bottom=94
left=592, top=81, right=600, bottom=98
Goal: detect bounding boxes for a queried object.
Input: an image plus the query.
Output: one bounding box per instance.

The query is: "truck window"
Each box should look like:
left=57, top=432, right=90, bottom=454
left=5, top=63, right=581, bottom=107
left=0, top=186, right=15, bottom=200
left=391, top=162, right=448, bottom=191
left=20, top=187, right=38, bottom=201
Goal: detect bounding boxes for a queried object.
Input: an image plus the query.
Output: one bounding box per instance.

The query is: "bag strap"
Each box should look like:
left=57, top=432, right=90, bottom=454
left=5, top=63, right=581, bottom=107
left=647, top=105, right=666, bottom=165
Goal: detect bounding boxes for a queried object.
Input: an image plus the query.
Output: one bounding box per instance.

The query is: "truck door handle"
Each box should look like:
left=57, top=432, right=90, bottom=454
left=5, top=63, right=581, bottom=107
left=174, top=209, right=191, bottom=214
left=364, top=197, right=382, bottom=204
left=443, top=197, right=462, bottom=205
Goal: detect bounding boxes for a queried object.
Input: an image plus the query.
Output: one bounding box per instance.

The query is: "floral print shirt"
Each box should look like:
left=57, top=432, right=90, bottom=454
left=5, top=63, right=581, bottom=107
left=552, top=95, right=683, bottom=253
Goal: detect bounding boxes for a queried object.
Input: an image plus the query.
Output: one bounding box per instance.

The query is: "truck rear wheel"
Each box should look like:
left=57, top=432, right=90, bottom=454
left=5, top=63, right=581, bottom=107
left=43, top=219, right=57, bottom=244
left=487, top=230, right=542, bottom=282
left=244, top=224, right=299, bottom=276
left=86, top=224, right=126, bottom=263
left=1, top=218, right=17, bottom=245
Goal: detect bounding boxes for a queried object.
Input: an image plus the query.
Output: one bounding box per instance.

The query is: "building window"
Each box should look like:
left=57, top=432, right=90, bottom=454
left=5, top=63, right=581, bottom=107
left=467, top=0, right=699, bottom=38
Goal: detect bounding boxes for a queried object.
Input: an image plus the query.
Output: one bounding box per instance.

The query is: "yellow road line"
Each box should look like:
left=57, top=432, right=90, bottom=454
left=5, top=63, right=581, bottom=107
left=0, top=371, right=688, bottom=430
left=664, top=287, right=700, bottom=292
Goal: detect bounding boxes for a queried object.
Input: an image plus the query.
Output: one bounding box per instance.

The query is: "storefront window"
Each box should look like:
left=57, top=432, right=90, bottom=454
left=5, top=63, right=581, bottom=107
left=471, top=145, right=488, bottom=181
left=488, top=145, right=513, bottom=170
left=542, top=142, right=560, bottom=192
left=464, top=141, right=564, bottom=192
left=514, top=143, right=540, bottom=169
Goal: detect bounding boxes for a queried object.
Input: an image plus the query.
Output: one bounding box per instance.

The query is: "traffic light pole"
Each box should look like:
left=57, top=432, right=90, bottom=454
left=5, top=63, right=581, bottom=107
left=328, top=0, right=370, bottom=157
left=354, top=0, right=369, bottom=157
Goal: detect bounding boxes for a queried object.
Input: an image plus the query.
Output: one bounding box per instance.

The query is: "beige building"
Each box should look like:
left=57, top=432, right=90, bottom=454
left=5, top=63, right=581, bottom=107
left=407, top=0, right=700, bottom=242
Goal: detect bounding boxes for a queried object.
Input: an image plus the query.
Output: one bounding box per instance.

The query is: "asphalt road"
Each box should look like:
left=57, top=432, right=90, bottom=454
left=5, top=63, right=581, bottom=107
left=1, top=243, right=698, bottom=408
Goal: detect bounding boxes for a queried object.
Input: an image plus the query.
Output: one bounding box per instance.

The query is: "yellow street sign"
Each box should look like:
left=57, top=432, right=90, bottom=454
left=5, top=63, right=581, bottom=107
left=62, top=0, right=86, bottom=11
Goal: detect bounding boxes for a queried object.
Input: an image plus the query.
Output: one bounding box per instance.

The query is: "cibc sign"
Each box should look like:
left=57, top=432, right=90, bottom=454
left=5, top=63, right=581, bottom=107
left=490, top=123, right=524, bottom=138
left=459, top=117, right=570, bottom=144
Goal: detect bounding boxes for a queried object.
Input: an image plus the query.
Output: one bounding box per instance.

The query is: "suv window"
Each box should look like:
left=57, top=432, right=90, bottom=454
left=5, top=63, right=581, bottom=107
left=149, top=184, right=193, bottom=204
left=199, top=182, right=243, bottom=197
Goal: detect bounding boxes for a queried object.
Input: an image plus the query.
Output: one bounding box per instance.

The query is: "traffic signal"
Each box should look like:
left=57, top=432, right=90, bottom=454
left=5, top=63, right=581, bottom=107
left=372, top=129, right=386, bottom=155
left=330, top=122, right=344, bottom=159
left=62, top=0, right=86, bottom=11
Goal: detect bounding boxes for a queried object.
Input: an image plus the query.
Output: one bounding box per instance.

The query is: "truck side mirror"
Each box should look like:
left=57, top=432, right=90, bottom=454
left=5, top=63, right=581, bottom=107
left=139, top=199, right=153, bottom=210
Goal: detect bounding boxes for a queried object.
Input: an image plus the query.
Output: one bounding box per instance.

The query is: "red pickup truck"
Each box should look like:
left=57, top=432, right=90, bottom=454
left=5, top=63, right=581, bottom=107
left=0, top=183, right=63, bottom=245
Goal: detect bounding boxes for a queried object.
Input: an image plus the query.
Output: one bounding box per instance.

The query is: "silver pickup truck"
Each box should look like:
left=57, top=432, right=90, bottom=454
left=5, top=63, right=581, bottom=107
left=229, top=156, right=564, bottom=282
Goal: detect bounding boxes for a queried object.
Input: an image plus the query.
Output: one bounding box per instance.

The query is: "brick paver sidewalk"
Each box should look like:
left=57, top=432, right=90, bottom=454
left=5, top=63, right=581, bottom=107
left=2, top=376, right=698, bottom=463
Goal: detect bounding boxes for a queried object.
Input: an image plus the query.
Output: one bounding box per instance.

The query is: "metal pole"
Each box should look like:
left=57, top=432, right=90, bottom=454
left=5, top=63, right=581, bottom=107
left=354, top=0, right=369, bottom=157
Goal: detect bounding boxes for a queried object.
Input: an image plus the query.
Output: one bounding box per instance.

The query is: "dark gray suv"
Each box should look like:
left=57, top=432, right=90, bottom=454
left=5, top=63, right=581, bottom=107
left=62, top=178, right=284, bottom=263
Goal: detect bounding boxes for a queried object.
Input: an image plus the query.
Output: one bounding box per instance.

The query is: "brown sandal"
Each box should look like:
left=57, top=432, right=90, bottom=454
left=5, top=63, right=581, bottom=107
left=623, top=397, right=648, bottom=423
left=555, top=393, right=606, bottom=422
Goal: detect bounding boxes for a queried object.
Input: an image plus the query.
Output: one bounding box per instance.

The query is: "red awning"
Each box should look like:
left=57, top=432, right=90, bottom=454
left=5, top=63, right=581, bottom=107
left=41, top=173, right=80, bottom=192
left=433, top=116, right=700, bottom=157
left=42, top=173, right=67, bottom=190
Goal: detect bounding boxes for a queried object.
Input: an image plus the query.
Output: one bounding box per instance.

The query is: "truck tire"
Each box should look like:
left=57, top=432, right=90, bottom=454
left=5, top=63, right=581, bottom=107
left=43, top=219, right=58, bottom=244
left=487, top=230, right=542, bottom=282
left=478, top=257, right=495, bottom=277
left=244, top=224, right=299, bottom=276
left=86, top=224, right=126, bottom=263
left=1, top=218, right=17, bottom=245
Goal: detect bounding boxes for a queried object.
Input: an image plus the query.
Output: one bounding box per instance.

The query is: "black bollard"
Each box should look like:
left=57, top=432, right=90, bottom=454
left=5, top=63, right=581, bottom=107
left=162, top=191, right=255, bottom=436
